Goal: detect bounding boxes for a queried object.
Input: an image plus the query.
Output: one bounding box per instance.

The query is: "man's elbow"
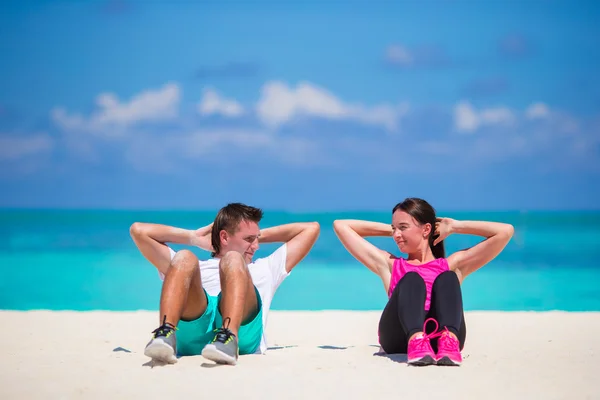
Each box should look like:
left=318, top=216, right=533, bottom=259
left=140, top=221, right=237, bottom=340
left=308, top=221, right=320, bottom=233
left=503, top=224, right=515, bottom=239
left=303, top=222, right=320, bottom=242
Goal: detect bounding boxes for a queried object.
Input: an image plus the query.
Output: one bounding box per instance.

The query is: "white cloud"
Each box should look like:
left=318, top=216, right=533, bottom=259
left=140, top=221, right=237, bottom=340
left=52, top=83, right=180, bottom=134
left=179, top=130, right=272, bottom=157
left=256, top=81, right=408, bottom=131
left=51, top=109, right=87, bottom=131
left=126, top=128, right=329, bottom=173
left=198, top=88, right=244, bottom=117
left=125, top=129, right=270, bottom=173
left=524, top=103, right=580, bottom=134
left=44, top=80, right=592, bottom=174
left=441, top=101, right=593, bottom=169
left=455, top=100, right=581, bottom=139
left=454, top=101, right=515, bottom=132
left=526, top=102, right=550, bottom=119
left=385, top=45, right=413, bottom=66
left=480, top=107, right=514, bottom=124
left=454, top=102, right=479, bottom=132
left=384, top=44, right=449, bottom=68
left=178, top=129, right=327, bottom=166
left=0, top=134, right=53, bottom=161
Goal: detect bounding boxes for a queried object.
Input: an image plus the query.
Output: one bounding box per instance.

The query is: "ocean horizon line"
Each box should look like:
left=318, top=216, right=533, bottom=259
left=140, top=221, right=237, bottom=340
left=1, top=207, right=599, bottom=214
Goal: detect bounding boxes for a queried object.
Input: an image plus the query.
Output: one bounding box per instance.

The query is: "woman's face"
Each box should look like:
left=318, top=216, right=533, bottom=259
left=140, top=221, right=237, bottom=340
left=391, top=210, right=431, bottom=254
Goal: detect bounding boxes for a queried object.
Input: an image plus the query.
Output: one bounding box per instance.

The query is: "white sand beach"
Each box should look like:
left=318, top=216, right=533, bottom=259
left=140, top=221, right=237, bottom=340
left=1, top=310, right=598, bottom=399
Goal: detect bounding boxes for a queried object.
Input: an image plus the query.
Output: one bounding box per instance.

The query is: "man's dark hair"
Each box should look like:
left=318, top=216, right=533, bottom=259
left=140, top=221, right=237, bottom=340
left=211, top=203, right=263, bottom=257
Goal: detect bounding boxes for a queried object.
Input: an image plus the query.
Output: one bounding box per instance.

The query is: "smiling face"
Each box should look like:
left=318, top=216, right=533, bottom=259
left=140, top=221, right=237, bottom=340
left=391, top=210, right=432, bottom=254
left=210, top=202, right=263, bottom=261
left=220, top=219, right=260, bottom=264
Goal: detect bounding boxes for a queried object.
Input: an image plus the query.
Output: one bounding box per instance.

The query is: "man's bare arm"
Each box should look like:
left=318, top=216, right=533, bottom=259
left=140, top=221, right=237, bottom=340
left=259, top=222, right=320, bottom=273
left=130, top=222, right=213, bottom=275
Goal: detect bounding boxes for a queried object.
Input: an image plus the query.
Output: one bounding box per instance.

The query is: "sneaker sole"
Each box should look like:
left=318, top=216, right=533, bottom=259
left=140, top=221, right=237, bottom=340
left=201, top=344, right=237, bottom=365
left=407, top=355, right=436, bottom=366
left=144, top=341, right=177, bottom=364
left=436, top=356, right=461, bottom=366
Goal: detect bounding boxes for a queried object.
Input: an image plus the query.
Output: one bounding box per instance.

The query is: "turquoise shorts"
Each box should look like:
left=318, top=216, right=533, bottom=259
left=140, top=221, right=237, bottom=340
left=176, top=287, right=263, bottom=356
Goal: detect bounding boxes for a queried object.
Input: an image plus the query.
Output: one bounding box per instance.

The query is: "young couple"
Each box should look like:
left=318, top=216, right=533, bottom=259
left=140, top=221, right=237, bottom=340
left=131, top=199, right=513, bottom=367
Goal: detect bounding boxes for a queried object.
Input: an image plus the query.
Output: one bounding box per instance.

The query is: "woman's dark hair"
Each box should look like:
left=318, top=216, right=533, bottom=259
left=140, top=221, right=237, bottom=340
left=211, top=203, right=263, bottom=257
left=392, top=197, right=445, bottom=259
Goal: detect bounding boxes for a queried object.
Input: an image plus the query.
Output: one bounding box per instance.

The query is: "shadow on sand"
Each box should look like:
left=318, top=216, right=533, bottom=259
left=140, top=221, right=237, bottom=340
left=318, top=345, right=353, bottom=350
left=113, top=347, right=131, bottom=353
left=142, top=359, right=173, bottom=368
left=267, top=345, right=298, bottom=351
left=373, top=350, right=408, bottom=364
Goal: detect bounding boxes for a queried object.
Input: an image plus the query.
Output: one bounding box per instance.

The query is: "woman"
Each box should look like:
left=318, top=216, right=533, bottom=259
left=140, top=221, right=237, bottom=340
left=333, top=198, right=514, bottom=366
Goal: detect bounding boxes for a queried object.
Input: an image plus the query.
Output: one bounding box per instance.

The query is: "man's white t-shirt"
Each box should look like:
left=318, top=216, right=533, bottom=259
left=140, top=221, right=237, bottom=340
left=159, top=244, right=289, bottom=354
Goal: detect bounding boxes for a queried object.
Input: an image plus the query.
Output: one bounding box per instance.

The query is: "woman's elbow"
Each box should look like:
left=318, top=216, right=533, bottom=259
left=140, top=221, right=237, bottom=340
left=332, top=220, right=344, bottom=236
left=333, top=219, right=348, bottom=233
left=129, top=222, right=147, bottom=239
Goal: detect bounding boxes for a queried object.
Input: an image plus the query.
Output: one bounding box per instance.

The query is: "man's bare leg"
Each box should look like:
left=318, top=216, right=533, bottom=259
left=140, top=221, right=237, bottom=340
left=218, top=251, right=259, bottom=335
left=201, top=251, right=258, bottom=365
left=145, top=250, right=207, bottom=364
left=160, top=250, right=208, bottom=325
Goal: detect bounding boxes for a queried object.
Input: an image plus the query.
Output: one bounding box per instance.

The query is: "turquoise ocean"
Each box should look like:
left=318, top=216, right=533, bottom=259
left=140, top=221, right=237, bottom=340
left=1, top=210, right=599, bottom=312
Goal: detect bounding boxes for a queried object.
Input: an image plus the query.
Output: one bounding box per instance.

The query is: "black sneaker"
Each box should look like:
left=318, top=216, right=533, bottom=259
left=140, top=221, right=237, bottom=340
left=201, top=317, right=239, bottom=365
left=144, top=315, right=177, bottom=364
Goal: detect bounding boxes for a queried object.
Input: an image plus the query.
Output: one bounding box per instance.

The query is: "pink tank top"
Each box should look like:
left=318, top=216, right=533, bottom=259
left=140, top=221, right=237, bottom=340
left=388, top=258, right=450, bottom=311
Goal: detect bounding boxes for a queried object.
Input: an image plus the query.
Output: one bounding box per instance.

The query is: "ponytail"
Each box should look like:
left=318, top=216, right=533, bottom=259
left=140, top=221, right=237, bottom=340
left=430, top=233, right=445, bottom=259
left=394, top=197, right=446, bottom=259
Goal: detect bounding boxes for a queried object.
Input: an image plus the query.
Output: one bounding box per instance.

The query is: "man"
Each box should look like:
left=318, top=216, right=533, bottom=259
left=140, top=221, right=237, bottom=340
left=130, top=203, right=320, bottom=365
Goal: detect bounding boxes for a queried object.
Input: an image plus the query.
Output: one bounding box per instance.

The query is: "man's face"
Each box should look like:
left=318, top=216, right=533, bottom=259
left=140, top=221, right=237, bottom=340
left=222, top=219, right=260, bottom=264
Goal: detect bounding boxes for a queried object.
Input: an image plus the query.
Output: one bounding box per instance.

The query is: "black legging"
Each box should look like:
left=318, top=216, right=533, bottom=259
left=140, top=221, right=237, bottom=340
left=378, top=270, right=467, bottom=354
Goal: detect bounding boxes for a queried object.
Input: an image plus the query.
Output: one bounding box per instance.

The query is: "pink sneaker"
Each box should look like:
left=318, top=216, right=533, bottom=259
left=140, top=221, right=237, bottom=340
left=407, top=318, right=439, bottom=366
left=436, top=328, right=462, bottom=366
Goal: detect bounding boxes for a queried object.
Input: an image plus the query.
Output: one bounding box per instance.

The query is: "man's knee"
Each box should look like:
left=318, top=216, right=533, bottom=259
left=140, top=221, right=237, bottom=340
left=219, top=251, right=246, bottom=270
left=171, top=249, right=199, bottom=273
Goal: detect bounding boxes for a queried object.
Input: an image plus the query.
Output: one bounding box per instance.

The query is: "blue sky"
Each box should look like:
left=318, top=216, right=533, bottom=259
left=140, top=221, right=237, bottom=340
left=1, top=0, right=599, bottom=211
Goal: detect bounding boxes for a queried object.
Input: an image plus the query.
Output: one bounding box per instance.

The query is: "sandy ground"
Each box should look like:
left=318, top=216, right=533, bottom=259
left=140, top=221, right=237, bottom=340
left=1, top=310, right=599, bottom=399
